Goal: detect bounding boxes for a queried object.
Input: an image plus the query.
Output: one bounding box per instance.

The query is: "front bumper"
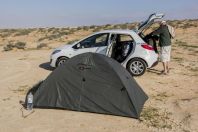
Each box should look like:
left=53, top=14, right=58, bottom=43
left=50, top=56, right=57, bottom=68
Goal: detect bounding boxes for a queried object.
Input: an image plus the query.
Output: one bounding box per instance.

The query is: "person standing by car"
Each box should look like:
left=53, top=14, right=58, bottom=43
left=152, top=21, right=172, bottom=75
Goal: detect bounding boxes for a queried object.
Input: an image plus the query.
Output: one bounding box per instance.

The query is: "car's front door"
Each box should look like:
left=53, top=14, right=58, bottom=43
left=72, top=33, right=109, bottom=57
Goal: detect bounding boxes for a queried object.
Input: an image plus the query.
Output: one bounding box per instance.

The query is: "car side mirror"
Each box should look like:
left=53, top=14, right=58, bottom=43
left=77, top=43, right=81, bottom=48
left=73, top=43, right=81, bottom=49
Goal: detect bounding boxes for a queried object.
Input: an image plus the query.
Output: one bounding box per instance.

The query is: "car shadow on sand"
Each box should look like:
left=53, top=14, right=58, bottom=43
left=39, top=62, right=55, bottom=71
left=147, top=68, right=162, bottom=75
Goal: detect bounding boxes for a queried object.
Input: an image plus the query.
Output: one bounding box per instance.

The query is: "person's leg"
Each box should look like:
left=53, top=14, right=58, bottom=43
left=162, top=62, right=167, bottom=74
left=167, top=46, right=171, bottom=73
left=161, top=46, right=167, bottom=74
left=166, top=61, right=169, bottom=73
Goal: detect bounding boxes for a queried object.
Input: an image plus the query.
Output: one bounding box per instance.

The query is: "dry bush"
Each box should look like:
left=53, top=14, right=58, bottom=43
left=93, top=27, right=102, bottom=32
left=120, top=24, right=128, bottom=29
left=152, top=92, right=170, bottom=101
left=38, top=31, right=69, bottom=41
left=14, top=29, right=33, bottom=36
left=3, top=42, right=26, bottom=51
left=37, top=43, right=48, bottom=49
left=81, top=26, right=89, bottom=31
left=140, top=106, right=172, bottom=129
left=3, top=43, right=15, bottom=51
left=90, top=25, right=96, bottom=29
left=0, top=29, right=17, bottom=37
left=15, top=42, right=26, bottom=49
left=173, top=57, right=183, bottom=62
left=13, top=85, right=29, bottom=95
left=76, top=26, right=82, bottom=30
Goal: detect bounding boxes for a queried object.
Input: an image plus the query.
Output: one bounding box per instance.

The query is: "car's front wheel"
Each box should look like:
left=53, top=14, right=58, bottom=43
left=127, top=58, right=147, bottom=76
left=56, top=57, right=69, bottom=67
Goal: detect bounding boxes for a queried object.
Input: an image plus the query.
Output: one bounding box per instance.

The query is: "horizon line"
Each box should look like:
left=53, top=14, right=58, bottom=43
left=0, top=18, right=197, bottom=30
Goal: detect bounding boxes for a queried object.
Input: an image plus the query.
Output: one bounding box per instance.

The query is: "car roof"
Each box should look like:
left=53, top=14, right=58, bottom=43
left=96, top=29, right=137, bottom=35
left=70, top=29, right=145, bottom=45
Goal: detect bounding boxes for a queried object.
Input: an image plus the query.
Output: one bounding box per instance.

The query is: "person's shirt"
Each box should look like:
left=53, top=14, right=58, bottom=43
left=152, top=25, right=171, bottom=47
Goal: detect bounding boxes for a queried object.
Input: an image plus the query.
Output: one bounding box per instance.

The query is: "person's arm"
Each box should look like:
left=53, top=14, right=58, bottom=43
left=152, top=26, right=162, bottom=36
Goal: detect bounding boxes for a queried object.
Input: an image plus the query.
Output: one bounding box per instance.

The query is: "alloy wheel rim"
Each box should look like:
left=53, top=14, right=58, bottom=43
left=130, top=61, right=144, bottom=75
left=58, top=59, right=66, bottom=66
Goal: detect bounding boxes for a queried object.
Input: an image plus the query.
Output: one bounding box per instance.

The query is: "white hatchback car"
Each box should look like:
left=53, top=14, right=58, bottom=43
left=50, top=13, right=164, bottom=76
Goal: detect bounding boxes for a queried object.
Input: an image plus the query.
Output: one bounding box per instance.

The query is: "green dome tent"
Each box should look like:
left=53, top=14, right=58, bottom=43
left=25, top=53, right=148, bottom=118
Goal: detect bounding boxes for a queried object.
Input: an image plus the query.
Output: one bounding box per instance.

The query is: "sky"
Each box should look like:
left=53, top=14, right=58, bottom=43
left=0, top=0, right=197, bottom=28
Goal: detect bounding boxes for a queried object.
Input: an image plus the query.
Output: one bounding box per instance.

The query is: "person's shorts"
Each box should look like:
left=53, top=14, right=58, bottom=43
left=160, top=46, right=171, bottom=62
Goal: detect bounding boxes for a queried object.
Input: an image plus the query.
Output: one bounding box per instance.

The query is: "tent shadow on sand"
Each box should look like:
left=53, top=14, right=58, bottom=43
left=25, top=53, right=148, bottom=119
left=39, top=62, right=54, bottom=71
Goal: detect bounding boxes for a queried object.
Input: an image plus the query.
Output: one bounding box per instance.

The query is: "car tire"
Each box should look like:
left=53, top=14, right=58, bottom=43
left=127, top=58, right=147, bottom=76
left=56, top=57, right=68, bottom=67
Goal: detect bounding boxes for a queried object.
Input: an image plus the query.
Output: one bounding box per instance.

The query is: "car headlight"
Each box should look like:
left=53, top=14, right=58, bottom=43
left=52, top=50, right=61, bottom=55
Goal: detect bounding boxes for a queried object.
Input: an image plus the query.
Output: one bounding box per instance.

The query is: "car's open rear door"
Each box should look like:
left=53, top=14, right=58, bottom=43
left=137, top=13, right=164, bottom=34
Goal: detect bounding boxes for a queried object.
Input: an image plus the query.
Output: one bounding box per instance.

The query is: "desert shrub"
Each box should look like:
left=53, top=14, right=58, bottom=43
left=48, top=35, right=60, bottom=40
left=12, top=85, right=29, bottom=95
left=38, top=37, right=47, bottom=42
left=61, top=27, right=70, bottom=31
left=47, top=28, right=56, bottom=33
left=3, top=43, right=15, bottom=51
left=173, top=57, right=183, bottom=62
left=67, top=28, right=76, bottom=34
left=82, top=26, right=89, bottom=31
left=14, top=29, right=32, bottom=36
left=167, top=20, right=177, bottom=27
left=90, top=25, right=96, bottom=29
left=128, top=25, right=136, bottom=30
left=38, top=31, right=68, bottom=41
left=120, top=24, right=128, bottom=29
left=0, top=33, right=11, bottom=38
left=37, top=28, right=47, bottom=33
left=180, top=23, right=195, bottom=29
left=76, top=26, right=82, bottom=30
left=37, top=43, right=47, bottom=49
left=175, top=40, right=187, bottom=46
left=93, top=27, right=102, bottom=32
left=15, top=42, right=26, bottom=49
left=59, top=31, right=69, bottom=36
left=175, top=40, right=198, bottom=49
left=112, top=25, right=119, bottom=29
left=3, top=41, right=26, bottom=51
left=0, top=29, right=18, bottom=37
left=104, top=24, right=111, bottom=28
left=140, top=106, right=172, bottom=129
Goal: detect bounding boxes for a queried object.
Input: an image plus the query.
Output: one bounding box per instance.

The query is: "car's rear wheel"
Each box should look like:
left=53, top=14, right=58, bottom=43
left=127, top=58, right=147, bottom=76
left=56, top=57, right=68, bottom=67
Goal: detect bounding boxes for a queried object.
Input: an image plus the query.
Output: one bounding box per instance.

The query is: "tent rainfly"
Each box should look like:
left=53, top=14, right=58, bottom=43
left=25, top=53, right=148, bottom=118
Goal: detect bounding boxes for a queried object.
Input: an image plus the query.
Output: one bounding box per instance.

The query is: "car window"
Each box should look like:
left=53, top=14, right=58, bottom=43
left=79, top=33, right=109, bottom=48
left=119, top=34, right=134, bottom=42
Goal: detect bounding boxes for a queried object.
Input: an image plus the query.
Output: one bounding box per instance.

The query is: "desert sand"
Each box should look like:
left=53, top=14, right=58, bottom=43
left=0, top=20, right=198, bottom=132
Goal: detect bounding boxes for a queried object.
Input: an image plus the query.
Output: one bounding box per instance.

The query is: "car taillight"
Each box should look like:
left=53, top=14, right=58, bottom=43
left=141, top=44, right=154, bottom=51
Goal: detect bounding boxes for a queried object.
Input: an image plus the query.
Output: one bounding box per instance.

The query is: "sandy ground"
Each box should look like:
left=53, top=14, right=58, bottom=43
left=0, top=47, right=197, bottom=132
